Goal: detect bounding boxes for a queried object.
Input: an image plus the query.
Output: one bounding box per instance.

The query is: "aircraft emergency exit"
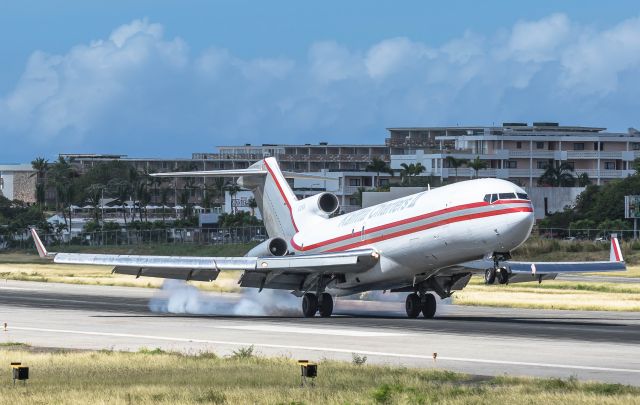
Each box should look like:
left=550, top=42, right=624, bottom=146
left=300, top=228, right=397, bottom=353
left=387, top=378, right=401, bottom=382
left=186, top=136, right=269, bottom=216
left=31, top=157, right=626, bottom=318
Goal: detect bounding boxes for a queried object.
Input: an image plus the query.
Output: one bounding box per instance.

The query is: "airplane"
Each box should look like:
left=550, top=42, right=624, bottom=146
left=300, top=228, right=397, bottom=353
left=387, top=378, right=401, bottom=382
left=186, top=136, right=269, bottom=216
left=30, top=157, right=626, bottom=318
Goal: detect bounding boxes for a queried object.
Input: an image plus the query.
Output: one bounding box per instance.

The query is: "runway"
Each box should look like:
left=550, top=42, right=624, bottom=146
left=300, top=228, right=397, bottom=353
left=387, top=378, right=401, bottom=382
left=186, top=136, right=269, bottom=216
left=1, top=280, right=639, bottom=386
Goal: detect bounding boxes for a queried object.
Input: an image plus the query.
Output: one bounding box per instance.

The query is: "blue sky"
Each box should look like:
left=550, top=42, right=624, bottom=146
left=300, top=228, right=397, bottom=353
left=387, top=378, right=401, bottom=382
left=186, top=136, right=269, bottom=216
left=1, top=1, right=639, bottom=162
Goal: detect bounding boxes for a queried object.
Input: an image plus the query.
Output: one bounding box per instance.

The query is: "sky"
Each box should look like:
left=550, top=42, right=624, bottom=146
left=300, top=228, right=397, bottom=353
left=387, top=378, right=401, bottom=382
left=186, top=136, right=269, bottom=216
left=1, top=0, right=640, bottom=162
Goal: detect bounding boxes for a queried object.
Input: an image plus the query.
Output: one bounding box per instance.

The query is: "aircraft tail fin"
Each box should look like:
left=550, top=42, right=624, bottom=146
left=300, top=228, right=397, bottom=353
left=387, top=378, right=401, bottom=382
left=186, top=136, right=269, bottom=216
left=30, top=228, right=55, bottom=259
left=610, top=235, right=624, bottom=262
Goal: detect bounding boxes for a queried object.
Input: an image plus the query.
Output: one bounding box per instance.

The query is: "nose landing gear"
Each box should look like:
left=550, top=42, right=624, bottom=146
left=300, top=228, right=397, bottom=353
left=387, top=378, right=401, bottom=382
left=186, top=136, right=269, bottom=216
left=405, top=292, right=437, bottom=319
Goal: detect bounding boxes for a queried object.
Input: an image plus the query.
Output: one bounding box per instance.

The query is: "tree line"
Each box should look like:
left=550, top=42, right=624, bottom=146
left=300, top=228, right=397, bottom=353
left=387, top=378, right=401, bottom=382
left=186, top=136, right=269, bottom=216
left=28, top=157, right=255, bottom=232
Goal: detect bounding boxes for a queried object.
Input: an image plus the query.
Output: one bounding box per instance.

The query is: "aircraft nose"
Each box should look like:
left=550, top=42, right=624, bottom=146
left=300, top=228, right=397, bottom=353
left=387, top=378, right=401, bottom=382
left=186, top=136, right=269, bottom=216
left=506, top=209, right=535, bottom=247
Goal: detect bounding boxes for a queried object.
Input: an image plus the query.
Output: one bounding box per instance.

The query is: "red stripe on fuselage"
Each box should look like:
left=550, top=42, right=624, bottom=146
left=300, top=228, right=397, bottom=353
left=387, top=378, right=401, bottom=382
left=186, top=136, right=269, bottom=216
left=263, top=159, right=299, bottom=232
left=323, top=206, right=533, bottom=252
left=291, top=199, right=532, bottom=251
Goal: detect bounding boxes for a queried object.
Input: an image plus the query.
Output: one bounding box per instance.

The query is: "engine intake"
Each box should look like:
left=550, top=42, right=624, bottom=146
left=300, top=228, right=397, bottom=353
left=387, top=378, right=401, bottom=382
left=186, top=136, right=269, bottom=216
left=246, top=237, right=288, bottom=257
left=317, top=192, right=339, bottom=215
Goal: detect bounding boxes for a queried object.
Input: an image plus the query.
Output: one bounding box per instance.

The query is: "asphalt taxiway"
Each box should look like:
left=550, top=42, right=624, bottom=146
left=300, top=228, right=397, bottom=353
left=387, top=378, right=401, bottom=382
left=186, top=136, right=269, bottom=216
left=0, top=280, right=639, bottom=386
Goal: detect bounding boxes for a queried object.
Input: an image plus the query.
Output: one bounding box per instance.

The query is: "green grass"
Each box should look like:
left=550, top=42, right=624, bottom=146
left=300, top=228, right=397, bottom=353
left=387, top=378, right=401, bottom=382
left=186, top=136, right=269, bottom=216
left=0, top=342, right=30, bottom=347
left=0, top=348, right=638, bottom=404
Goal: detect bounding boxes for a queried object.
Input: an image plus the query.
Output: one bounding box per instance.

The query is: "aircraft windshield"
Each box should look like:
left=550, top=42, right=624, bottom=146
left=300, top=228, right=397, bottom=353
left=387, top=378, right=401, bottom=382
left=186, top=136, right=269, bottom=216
left=484, top=192, right=529, bottom=203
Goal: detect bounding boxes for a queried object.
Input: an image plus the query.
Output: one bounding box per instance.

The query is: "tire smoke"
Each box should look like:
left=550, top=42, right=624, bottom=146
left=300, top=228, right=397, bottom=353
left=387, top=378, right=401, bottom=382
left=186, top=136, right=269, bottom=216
left=148, top=280, right=301, bottom=316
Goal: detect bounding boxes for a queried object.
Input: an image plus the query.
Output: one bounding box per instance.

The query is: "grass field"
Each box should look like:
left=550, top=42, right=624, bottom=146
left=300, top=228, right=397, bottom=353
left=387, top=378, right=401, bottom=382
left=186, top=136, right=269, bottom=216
left=0, top=346, right=638, bottom=404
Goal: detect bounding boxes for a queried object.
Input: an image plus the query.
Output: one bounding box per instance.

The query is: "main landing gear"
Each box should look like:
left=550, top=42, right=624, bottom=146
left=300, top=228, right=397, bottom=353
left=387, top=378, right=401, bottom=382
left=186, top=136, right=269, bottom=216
left=405, top=292, right=436, bottom=319
left=302, top=292, right=334, bottom=318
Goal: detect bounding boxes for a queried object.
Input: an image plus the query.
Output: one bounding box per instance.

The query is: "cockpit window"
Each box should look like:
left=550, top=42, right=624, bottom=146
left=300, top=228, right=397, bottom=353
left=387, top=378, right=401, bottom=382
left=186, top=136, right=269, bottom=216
left=490, top=194, right=498, bottom=203
left=517, top=193, right=529, bottom=200
left=483, top=194, right=491, bottom=203
left=498, top=192, right=516, bottom=199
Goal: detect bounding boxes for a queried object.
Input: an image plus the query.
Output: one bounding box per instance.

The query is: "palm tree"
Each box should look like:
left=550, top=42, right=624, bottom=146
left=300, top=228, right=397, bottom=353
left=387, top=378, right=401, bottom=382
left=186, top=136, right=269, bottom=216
left=538, top=163, right=576, bottom=187
left=444, top=156, right=468, bottom=180
left=30, top=157, right=48, bottom=206
left=467, top=156, right=488, bottom=178
left=49, top=157, right=77, bottom=231
left=85, top=184, right=105, bottom=224
left=400, top=163, right=414, bottom=185
left=108, top=179, right=132, bottom=227
left=159, top=186, right=170, bottom=223
left=247, top=197, right=258, bottom=216
left=399, top=163, right=426, bottom=185
left=366, top=157, right=393, bottom=187
left=225, top=183, right=241, bottom=213
left=577, top=172, right=591, bottom=187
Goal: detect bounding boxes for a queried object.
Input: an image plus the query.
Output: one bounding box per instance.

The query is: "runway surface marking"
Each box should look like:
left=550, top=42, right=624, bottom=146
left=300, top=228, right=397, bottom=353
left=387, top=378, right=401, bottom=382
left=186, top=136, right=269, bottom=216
left=0, top=286, right=44, bottom=291
left=11, top=326, right=640, bottom=375
left=204, top=324, right=408, bottom=337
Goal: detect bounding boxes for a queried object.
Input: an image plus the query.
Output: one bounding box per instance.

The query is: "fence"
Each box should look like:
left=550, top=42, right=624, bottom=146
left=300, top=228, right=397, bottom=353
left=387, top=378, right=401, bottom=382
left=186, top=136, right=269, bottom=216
left=4, top=226, right=268, bottom=250
left=533, top=227, right=637, bottom=241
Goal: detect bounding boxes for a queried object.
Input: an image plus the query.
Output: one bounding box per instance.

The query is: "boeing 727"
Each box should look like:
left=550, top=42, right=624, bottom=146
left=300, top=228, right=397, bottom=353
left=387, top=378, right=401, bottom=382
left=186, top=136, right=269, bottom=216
left=31, top=157, right=626, bottom=318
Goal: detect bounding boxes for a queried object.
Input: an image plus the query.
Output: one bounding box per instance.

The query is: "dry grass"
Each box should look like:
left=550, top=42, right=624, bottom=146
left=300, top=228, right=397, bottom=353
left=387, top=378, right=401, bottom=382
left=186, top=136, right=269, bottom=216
left=0, top=349, right=637, bottom=404
left=0, top=263, right=242, bottom=292
left=454, top=281, right=640, bottom=311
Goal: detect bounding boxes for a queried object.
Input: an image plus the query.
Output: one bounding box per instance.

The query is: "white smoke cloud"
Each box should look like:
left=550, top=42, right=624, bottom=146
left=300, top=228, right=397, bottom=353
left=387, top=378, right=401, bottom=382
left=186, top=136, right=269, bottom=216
left=149, top=280, right=301, bottom=316
left=2, top=13, right=640, bottom=160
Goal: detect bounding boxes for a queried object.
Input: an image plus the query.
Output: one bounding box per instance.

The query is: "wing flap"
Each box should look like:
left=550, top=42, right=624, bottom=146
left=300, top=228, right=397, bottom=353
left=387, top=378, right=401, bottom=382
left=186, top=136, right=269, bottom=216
left=113, top=266, right=220, bottom=282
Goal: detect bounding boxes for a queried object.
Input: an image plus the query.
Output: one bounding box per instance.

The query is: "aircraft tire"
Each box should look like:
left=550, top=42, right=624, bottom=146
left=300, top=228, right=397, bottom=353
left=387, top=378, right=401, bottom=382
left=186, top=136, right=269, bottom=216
left=421, top=293, right=436, bottom=319
left=484, top=268, right=496, bottom=285
left=318, top=293, right=334, bottom=317
left=302, top=293, right=318, bottom=317
left=497, top=268, right=509, bottom=284
left=405, top=293, right=421, bottom=318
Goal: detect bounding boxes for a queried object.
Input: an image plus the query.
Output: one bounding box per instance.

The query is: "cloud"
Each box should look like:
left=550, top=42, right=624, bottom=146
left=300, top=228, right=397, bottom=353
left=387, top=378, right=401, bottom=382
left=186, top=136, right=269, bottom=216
left=1, top=14, right=639, bottom=161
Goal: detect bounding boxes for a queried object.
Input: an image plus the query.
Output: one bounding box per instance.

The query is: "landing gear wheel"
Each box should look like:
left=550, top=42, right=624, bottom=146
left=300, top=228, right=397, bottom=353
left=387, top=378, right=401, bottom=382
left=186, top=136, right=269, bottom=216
left=405, top=293, right=422, bottom=318
left=497, top=268, right=509, bottom=284
left=318, top=293, right=334, bottom=317
left=484, top=268, right=496, bottom=285
left=302, top=293, right=318, bottom=318
left=421, top=293, right=436, bottom=319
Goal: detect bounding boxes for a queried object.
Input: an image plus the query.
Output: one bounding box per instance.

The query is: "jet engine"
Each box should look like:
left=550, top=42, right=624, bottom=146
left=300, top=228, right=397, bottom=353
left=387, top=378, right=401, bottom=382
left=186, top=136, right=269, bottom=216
left=299, top=192, right=340, bottom=218
left=246, top=237, right=289, bottom=257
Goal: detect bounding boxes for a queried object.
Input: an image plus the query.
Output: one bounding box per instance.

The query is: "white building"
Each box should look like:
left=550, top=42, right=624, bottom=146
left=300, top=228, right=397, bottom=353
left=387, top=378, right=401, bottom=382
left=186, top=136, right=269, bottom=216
left=0, top=164, right=36, bottom=203
left=389, top=123, right=640, bottom=187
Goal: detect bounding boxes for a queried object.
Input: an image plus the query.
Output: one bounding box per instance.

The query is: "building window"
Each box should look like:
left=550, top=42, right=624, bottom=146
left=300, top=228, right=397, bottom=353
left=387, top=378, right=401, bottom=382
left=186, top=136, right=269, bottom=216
left=605, top=161, right=616, bottom=170
left=536, top=142, right=544, bottom=149
left=537, top=161, right=548, bottom=169
left=506, top=161, right=517, bottom=168
left=516, top=141, right=522, bottom=149
left=573, top=143, right=584, bottom=151
left=379, top=179, right=389, bottom=186
left=349, top=178, right=361, bottom=187
left=593, top=142, right=603, bottom=151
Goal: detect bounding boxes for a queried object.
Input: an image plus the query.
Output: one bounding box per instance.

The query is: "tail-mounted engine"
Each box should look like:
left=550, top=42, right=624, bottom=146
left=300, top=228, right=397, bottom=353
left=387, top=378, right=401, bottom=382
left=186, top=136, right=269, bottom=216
left=246, top=237, right=289, bottom=257
left=298, top=192, right=340, bottom=218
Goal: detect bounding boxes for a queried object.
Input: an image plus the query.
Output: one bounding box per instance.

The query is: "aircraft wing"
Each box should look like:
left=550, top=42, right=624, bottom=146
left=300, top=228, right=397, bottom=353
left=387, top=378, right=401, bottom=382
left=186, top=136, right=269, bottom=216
left=150, top=168, right=330, bottom=180
left=454, top=237, right=626, bottom=284
left=30, top=229, right=378, bottom=287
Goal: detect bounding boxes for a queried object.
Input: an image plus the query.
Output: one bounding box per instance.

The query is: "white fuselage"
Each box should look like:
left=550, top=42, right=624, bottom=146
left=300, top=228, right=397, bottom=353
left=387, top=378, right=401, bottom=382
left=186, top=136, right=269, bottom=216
left=290, top=178, right=535, bottom=294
